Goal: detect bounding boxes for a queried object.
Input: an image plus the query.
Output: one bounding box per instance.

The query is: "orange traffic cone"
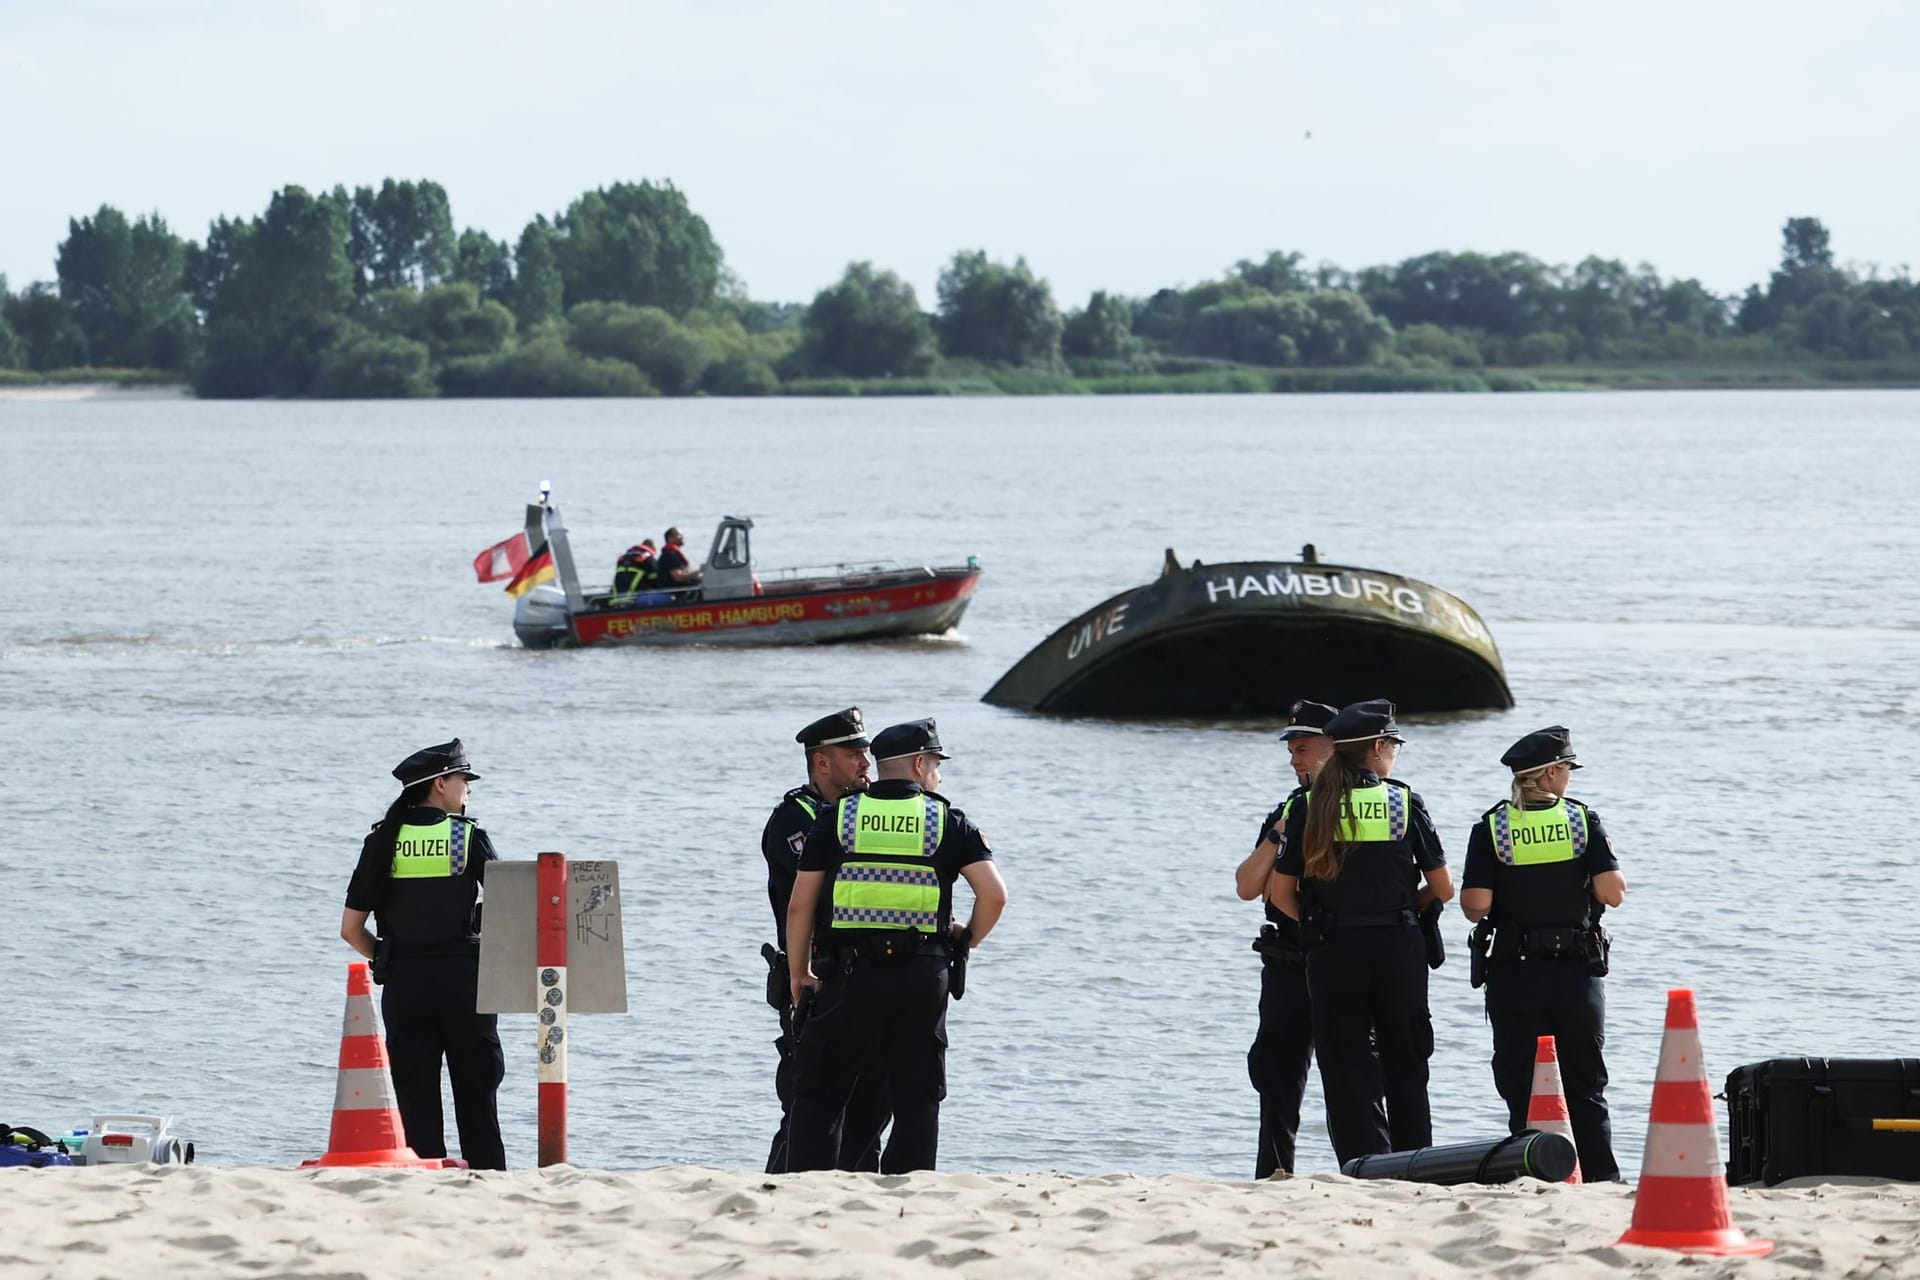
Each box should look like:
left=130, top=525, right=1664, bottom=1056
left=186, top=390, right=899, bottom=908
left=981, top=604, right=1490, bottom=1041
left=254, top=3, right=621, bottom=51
left=1617, top=989, right=1771, bottom=1256
left=1526, top=1034, right=1582, bottom=1184
left=302, top=961, right=460, bottom=1169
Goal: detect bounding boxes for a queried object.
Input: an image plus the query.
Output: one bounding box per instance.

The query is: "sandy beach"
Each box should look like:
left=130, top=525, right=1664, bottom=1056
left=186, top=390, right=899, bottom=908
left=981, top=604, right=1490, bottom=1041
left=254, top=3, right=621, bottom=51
left=1, top=1165, right=1913, bottom=1279
left=0, top=382, right=187, bottom=401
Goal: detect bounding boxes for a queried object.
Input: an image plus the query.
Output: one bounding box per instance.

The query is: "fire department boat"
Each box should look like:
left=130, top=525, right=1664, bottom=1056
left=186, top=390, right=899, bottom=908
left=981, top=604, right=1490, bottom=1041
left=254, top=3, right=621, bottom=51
left=510, top=496, right=982, bottom=649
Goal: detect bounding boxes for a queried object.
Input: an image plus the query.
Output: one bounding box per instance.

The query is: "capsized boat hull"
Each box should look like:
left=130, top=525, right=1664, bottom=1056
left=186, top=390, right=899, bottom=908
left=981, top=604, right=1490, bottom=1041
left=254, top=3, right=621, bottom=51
left=981, top=558, right=1512, bottom=715
left=515, top=568, right=980, bottom=649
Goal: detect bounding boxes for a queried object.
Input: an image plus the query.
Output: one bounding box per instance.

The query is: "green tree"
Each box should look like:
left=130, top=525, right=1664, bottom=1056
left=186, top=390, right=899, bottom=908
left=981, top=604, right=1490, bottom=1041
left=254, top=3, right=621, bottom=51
left=453, top=228, right=514, bottom=304
left=1233, top=250, right=1309, bottom=294
left=800, top=261, right=936, bottom=377
left=54, top=205, right=197, bottom=369
left=192, top=185, right=354, bottom=396
left=440, top=335, right=657, bottom=397
left=1189, top=293, right=1308, bottom=365
left=566, top=300, right=711, bottom=394
left=3, top=283, right=91, bottom=369
left=311, top=331, right=438, bottom=397
left=345, top=179, right=456, bottom=295
left=552, top=181, right=722, bottom=317
left=1357, top=251, right=1557, bottom=338
left=0, top=275, right=23, bottom=369
left=1061, top=290, right=1139, bottom=360
left=934, top=250, right=1063, bottom=367
left=512, top=217, right=564, bottom=330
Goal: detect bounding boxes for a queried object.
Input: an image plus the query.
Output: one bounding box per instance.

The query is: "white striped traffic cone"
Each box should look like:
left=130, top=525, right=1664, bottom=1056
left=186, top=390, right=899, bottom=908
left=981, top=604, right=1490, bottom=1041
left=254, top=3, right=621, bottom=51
left=1525, top=1034, right=1582, bottom=1183
left=301, top=961, right=460, bottom=1169
left=1617, top=988, right=1771, bottom=1256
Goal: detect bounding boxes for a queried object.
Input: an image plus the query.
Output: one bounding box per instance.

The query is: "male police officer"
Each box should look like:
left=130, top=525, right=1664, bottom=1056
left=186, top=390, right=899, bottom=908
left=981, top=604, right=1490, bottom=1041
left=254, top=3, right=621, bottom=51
left=1234, top=699, right=1376, bottom=1178
left=339, top=739, right=505, bottom=1170
left=760, top=707, right=887, bottom=1174
left=785, top=719, right=1008, bottom=1173
left=1460, top=726, right=1627, bottom=1181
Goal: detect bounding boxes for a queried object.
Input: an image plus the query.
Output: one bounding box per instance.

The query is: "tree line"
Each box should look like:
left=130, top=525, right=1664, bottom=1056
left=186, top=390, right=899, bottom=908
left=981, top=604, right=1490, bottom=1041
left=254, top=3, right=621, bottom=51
left=1, top=176, right=1914, bottom=397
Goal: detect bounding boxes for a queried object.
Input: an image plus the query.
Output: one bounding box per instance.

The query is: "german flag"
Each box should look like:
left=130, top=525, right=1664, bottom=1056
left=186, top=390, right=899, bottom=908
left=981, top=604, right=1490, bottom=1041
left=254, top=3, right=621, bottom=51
left=504, top=543, right=556, bottom=597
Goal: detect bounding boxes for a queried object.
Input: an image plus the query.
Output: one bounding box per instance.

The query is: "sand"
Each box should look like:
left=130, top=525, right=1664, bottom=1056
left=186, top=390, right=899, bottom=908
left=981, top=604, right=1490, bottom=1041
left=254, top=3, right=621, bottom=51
left=0, top=383, right=187, bottom=401
left=1, top=1165, right=1914, bottom=1279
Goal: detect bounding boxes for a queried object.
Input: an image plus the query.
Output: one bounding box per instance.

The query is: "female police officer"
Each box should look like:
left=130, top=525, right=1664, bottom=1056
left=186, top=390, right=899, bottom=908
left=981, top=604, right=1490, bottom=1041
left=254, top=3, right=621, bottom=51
left=1460, top=726, right=1626, bottom=1181
left=1269, top=700, right=1452, bottom=1165
left=339, top=739, right=506, bottom=1170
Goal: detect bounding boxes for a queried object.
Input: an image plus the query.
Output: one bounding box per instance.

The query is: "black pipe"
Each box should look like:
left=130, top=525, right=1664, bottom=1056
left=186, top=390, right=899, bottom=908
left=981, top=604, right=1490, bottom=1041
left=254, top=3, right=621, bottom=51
left=1340, top=1130, right=1576, bottom=1185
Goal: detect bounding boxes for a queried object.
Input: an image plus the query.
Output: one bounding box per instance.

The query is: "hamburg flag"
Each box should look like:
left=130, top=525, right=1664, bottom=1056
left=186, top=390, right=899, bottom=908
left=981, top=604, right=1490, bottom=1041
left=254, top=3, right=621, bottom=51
left=474, top=532, right=532, bottom=583
left=504, top=546, right=557, bottom=597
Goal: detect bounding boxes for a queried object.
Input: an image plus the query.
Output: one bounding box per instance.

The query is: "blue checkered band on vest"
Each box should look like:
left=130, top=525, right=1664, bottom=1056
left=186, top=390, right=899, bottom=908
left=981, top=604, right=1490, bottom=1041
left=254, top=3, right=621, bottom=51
left=837, top=865, right=939, bottom=887
left=834, top=906, right=940, bottom=927
left=449, top=820, right=469, bottom=876
left=838, top=795, right=860, bottom=849
left=1566, top=801, right=1587, bottom=858
left=921, top=797, right=941, bottom=856
left=1386, top=784, right=1408, bottom=842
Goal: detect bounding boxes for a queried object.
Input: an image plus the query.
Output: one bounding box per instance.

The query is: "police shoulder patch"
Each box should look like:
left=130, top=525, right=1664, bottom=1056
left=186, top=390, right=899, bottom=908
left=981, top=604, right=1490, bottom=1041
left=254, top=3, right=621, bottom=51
left=787, top=831, right=806, bottom=857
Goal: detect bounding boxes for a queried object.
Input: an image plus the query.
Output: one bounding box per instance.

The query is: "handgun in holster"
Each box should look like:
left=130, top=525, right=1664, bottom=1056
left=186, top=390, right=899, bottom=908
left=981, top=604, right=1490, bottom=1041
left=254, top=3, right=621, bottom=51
left=1418, top=900, right=1446, bottom=970
left=1468, top=919, right=1493, bottom=989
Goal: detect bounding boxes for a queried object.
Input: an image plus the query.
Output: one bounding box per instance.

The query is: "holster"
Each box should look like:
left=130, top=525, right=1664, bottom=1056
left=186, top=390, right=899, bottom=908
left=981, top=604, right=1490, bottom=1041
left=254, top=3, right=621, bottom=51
left=950, top=946, right=970, bottom=1000
left=1584, top=924, right=1612, bottom=977
left=371, top=935, right=394, bottom=986
left=760, top=942, right=791, bottom=1011
left=1468, top=920, right=1492, bottom=989
left=1252, top=924, right=1306, bottom=968
left=1419, top=900, right=1445, bottom=970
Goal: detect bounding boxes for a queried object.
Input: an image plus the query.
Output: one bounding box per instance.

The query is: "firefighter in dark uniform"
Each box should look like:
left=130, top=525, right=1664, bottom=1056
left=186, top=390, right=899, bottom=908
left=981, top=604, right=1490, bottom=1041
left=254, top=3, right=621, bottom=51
left=1270, top=700, right=1452, bottom=1166
left=1461, top=726, right=1627, bottom=1181
left=760, top=707, right=890, bottom=1174
left=338, top=739, right=506, bottom=1170
left=1236, top=699, right=1382, bottom=1178
left=784, top=719, right=1009, bottom=1173
left=612, top=538, right=657, bottom=597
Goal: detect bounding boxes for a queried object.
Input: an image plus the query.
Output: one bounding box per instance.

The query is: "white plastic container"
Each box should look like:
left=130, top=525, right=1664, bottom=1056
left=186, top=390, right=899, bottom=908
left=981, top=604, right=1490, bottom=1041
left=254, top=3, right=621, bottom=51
left=80, top=1115, right=193, bottom=1165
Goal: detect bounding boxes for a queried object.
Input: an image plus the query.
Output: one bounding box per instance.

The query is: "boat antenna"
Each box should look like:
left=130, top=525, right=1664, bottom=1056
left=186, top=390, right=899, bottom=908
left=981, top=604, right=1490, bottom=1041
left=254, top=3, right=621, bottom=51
left=538, top=480, right=551, bottom=508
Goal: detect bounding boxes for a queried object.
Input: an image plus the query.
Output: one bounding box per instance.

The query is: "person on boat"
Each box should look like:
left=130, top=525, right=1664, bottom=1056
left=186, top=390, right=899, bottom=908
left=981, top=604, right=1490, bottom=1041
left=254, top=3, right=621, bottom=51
left=1235, top=699, right=1381, bottom=1178
left=656, top=526, right=703, bottom=588
left=338, top=739, right=506, bottom=1170
left=785, top=719, right=1008, bottom=1173
left=1269, top=700, right=1452, bottom=1166
left=760, top=707, right=892, bottom=1174
left=1460, top=726, right=1627, bottom=1181
left=612, top=538, right=658, bottom=597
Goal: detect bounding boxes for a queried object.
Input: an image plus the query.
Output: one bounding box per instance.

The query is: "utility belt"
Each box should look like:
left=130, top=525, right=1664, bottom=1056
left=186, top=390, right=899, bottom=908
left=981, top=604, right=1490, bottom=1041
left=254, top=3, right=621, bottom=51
left=1252, top=924, right=1305, bottom=968
left=1471, top=920, right=1609, bottom=985
left=833, top=930, right=953, bottom=969
left=372, top=935, right=479, bottom=984
left=1300, top=906, right=1416, bottom=948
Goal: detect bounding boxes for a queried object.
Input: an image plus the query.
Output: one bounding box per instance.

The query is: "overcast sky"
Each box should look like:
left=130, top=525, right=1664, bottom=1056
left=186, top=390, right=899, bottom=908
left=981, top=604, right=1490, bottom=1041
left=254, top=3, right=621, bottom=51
left=3, top=0, right=1913, bottom=308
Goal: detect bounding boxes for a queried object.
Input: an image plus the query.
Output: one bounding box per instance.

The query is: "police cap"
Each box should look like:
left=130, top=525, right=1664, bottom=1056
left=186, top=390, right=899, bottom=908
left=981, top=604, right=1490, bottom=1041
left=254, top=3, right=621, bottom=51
left=1327, top=699, right=1404, bottom=745
left=797, top=707, right=869, bottom=751
left=1501, top=725, right=1582, bottom=773
left=393, top=738, right=480, bottom=788
left=1278, top=699, right=1339, bottom=741
left=872, top=718, right=950, bottom=761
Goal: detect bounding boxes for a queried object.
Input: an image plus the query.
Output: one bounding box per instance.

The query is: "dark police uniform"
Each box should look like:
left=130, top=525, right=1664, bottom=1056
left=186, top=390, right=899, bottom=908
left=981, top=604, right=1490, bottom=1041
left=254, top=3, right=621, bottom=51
left=1247, top=699, right=1337, bottom=1179
left=787, top=719, right=993, bottom=1174
left=1275, top=701, right=1445, bottom=1165
left=760, top=708, right=890, bottom=1175
left=343, top=739, right=505, bottom=1170
left=1462, top=726, right=1622, bottom=1181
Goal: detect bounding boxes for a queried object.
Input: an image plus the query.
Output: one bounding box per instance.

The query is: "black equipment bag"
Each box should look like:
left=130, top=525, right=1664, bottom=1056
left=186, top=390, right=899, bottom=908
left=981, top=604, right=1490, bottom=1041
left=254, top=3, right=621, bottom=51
left=1725, top=1057, right=1920, bottom=1185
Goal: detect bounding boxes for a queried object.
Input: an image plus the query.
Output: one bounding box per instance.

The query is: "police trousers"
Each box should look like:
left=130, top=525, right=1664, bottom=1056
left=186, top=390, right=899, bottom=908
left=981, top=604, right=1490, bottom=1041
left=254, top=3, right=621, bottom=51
left=1306, top=926, right=1432, bottom=1166
left=1248, top=954, right=1313, bottom=1178
left=381, top=947, right=506, bottom=1170
left=1486, top=957, right=1618, bottom=1181
left=767, top=997, right=893, bottom=1174
left=787, top=955, right=948, bottom=1174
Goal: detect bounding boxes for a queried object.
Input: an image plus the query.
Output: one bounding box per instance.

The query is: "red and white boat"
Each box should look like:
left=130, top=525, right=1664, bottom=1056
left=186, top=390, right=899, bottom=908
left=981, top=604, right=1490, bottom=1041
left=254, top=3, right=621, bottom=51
left=508, top=494, right=981, bottom=649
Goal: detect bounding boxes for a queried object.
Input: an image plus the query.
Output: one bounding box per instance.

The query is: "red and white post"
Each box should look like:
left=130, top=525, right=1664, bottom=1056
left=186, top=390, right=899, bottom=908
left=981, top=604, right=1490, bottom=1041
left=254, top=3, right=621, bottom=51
left=536, top=851, right=569, bottom=1167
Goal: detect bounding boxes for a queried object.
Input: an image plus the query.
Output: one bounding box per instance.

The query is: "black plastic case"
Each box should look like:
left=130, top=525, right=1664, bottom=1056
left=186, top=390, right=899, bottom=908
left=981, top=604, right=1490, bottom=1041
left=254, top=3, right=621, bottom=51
left=1725, top=1057, right=1920, bottom=1185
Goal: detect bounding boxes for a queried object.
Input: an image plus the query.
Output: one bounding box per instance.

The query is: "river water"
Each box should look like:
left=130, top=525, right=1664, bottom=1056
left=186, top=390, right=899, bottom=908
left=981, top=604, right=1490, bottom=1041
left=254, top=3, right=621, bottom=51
left=2, top=389, right=1916, bottom=1176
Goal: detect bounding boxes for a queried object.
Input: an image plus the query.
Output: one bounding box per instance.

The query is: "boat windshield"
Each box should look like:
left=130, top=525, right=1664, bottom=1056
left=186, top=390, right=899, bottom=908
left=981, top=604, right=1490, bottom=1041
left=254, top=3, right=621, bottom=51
left=712, top=523, right=751, bottom=570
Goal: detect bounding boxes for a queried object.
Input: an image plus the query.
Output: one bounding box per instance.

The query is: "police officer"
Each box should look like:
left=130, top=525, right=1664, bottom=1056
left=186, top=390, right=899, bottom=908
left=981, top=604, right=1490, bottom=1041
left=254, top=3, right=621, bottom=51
left=1460, top=726, right=1627, bottom=1181
left=339, top=739, right=506, bottom=1170
left=1234, top=699, right=1358, bottom=1177
left=1269, top=699, right=1452, bottom=1165
left=760, top=707, right=889, bottom=1174
left=785, top=719, right=1008, bottom=1173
